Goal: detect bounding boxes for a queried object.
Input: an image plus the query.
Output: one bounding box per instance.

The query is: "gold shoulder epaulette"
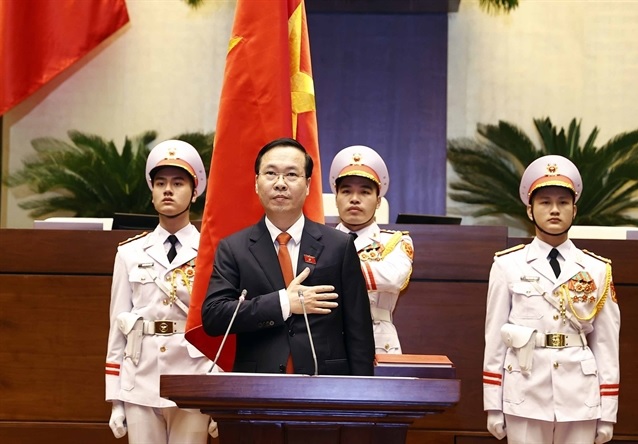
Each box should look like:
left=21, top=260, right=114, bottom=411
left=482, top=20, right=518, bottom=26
left=494, top=244, right=525, bottom=257
left=118, top=231, right=149, bottom=246
left=380, top=228, right=410, bottom=235
left=582, top=249, right=612, bottom=264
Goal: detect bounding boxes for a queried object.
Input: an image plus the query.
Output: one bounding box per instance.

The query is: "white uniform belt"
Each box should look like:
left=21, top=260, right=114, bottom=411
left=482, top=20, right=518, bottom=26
left=141, top=320, right=186, bottom=335
left=535, top=333, right=584, bottom=348
left=370, top=307, right=392, bottom=323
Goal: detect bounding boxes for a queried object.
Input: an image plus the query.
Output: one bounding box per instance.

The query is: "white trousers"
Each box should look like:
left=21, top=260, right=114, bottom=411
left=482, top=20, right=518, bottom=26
left=124, top=402, right=209, bottom=444
left=505, top=414, right=597, bottom=444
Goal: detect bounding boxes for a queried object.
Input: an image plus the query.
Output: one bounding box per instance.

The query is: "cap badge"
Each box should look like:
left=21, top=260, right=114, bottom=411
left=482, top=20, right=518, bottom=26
left=351, top=153, right=362, bottom=164
left=167, top=147, right=177, bottom=159
left=546, top=163, right=558, bottom=175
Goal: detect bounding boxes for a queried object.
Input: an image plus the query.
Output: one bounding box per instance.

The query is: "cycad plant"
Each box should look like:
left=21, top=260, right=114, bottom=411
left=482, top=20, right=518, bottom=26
left=448, top=117, right=638, bottom=235
left=4, top=130, right=214, bottom=219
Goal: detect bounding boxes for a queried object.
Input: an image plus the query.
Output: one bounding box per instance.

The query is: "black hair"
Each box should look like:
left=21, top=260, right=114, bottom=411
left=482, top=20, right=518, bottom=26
left=529, top=186, right=576, bottom=205
left=254, top=137, right=313, bottom=178
left=150, top=165, right=196, bottom=195
left=335, top=175, right=380, bottom=196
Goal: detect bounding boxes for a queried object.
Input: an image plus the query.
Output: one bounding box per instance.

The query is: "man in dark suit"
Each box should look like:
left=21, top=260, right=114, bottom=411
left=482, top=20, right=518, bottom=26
left=202, top=137, right=374, bottom=376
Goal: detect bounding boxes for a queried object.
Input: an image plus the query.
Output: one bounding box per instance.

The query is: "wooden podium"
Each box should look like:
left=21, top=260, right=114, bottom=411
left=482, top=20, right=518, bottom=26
left=161, top=373, right=460, bottom=444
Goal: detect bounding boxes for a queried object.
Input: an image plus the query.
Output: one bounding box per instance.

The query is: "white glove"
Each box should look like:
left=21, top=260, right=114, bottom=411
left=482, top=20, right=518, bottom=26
left=109, top=401, right=127, bottom=439
left=208, top=418, right=219, bottom=438
left=594, top=421, right=614, bottom=444
left=487, top=410, right=506, bottom=440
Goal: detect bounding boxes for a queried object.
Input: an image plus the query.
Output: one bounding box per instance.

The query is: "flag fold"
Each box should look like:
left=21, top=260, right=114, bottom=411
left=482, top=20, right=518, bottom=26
left=185, top=0, right=323, bottom=368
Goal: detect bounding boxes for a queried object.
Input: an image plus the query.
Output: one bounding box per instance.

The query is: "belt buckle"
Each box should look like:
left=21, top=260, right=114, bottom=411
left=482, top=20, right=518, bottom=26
left=154, top=320, right=174, bottom=335
left=546, top=333, right=566, bottom=348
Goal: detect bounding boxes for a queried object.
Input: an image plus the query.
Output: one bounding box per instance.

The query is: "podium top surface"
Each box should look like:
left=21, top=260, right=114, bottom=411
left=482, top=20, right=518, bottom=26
left=161, top=373, right=460, bottom=416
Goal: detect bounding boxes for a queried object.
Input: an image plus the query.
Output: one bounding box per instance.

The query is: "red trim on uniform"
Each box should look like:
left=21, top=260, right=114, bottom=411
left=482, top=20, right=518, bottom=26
left=363, top=262, right=377, bottom=290
left=359, top=263, right=370, bottom=289
left=105, top=362, right=120, bottom=376
left=483, top=371, right=502, bottom=386
left=600, top=383, right=619, bottom=396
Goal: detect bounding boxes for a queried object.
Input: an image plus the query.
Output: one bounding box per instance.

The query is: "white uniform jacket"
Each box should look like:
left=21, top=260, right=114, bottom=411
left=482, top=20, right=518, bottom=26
left=483, top=237, right=620, bottom=423
left=105, top=223, right=211, bottom=407
left=337, top=222, right=414, bottom=354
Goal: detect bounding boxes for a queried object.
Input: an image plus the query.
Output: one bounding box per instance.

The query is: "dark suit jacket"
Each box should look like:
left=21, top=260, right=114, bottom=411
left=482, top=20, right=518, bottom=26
left=202, top=216, right=375, bottom=376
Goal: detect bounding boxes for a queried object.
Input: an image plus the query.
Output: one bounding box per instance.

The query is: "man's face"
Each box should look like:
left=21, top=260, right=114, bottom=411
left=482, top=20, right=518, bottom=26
left=255, top=146, right=309, bottom=223
left=335, top=176, right=380, bottom=229
left=527, top=186, right=576, bottom=237
left=151, top=166, right=195, bottom=216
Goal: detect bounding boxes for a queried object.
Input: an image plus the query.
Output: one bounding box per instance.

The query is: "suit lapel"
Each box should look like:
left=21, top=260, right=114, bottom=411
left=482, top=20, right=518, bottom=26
left=298, top=220, right=325, bottom=277
left=527, top=241, right=557, bottom=283
left=171, top=229, right=198, bottom=270
left=144, top=230, right=172, bottom=269
left=560, top=241, right=585, bottom=287
left=249, top=220, right=284, bottom=291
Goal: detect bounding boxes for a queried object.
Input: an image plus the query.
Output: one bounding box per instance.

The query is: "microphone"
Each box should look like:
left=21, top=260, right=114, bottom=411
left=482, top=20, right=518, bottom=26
left=298, top=290, right=318, bottom=376
left=210, top=289, right=246, bottom=372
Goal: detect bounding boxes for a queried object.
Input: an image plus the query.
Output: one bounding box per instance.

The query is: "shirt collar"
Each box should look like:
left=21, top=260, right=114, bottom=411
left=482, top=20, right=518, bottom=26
left=265, top=215, right=305, bottom=246
left=156, top=223, right=195, bottom=245
left=533, top=237, right=570, bottom=260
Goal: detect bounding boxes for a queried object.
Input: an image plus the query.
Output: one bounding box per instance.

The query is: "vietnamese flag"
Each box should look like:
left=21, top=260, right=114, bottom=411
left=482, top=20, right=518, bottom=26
left=0, top=0, right=129, bottom=115
left=185, top=0, right=323, bottom=368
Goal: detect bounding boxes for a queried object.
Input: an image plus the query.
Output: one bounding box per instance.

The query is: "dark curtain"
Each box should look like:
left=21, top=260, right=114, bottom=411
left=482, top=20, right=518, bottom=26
left=309, top=12, right=448, bottom=223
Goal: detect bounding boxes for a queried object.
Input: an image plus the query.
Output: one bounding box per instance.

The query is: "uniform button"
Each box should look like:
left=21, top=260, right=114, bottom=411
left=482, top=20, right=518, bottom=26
left=279, top=364, right=286, bottom=373
left=553, top=362, right=559, bottom=369
left=507, top=365, right=512, bottom=372
left=165, top=275, right=170, bottom=281
left=384, top=343, right=390, bottom=351
left=160, top=346, right=167, bottom=353
left=140, top=276, right=146, bottom=281
left=553, top=314, right=559, bottom=321
left=289, top=329, right=295, bottom=337
left=163, top=299, right=169, bottom=305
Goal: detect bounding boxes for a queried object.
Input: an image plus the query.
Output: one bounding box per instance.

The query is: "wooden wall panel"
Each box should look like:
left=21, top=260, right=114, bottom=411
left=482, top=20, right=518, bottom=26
left=0, top=227, right=636, bottom=444
left=0, top=275, right=112, bottom=421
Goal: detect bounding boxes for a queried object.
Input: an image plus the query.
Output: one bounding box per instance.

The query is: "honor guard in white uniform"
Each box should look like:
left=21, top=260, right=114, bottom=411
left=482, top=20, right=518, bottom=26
left=483, top=155, right=620, bottom=444
left=329, top=145, right=414, bottom=354
left=105, top=140, right=217, bottom=443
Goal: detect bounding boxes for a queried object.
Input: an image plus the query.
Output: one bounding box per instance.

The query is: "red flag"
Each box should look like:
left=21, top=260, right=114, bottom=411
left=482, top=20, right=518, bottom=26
left=0, top=0, right=129, bottom=115
left=185, top=0, right=323, bottom=368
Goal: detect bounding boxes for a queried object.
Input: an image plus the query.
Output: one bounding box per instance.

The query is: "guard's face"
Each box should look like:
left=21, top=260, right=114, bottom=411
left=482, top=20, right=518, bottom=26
left=255, top=146, right=310, bottom=222
left=527, top=187, right=577, bottom=236
left=151, top=166, right=195, bottom=216
left=335, top=176, right=380, bottom=229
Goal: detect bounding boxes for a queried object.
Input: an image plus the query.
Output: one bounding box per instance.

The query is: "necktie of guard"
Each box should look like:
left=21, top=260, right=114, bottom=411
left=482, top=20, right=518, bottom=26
left=348, top=231, right=358, bottom=240
left=167, top=235, right=178, bottom=263
left=276, top=232, right=295, bottom=373
left=548, top=248, right=561, bottom=278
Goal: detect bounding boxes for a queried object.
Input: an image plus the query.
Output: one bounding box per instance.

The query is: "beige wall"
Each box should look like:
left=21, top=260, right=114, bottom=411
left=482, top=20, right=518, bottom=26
left=1, top=0, right=236, bottom=227
left=3, top=0, right=638, bottom=228
left=447, top=0, right=638, bottom=232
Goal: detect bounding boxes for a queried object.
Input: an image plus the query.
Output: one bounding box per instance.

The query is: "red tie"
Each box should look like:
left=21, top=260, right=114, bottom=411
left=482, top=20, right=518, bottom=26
left=276, top=232, right=293, bottom=286
left=276, top=232, right=295, bottom=373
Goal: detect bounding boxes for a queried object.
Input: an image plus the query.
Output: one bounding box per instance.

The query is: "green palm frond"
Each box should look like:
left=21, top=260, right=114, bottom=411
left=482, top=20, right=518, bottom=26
left=5, top=130, right=214, bottom=219
left=183, top=0, right=205, bottom=7
left=478, top=0, right=519, bottom=13
left=448, top=117, right=638, bottom=234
